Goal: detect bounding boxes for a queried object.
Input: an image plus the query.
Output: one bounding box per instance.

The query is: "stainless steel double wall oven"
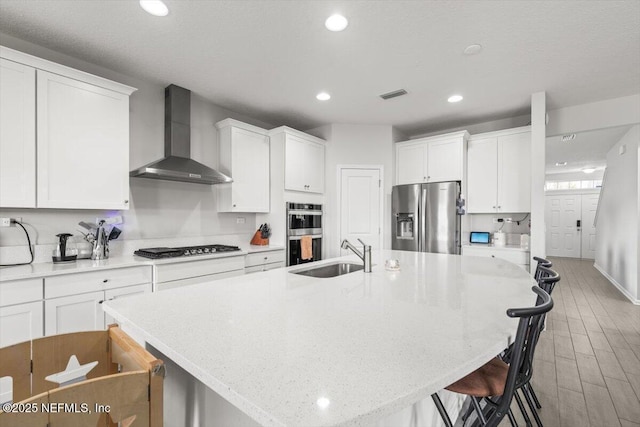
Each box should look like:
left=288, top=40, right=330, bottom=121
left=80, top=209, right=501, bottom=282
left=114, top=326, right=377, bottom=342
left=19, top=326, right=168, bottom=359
left=287, top=203, right=322, bottom=266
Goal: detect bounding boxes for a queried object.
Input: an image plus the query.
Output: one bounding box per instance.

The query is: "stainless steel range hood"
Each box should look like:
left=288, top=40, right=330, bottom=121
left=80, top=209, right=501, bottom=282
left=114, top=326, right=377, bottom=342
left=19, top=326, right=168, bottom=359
left=130, top=85, right=232, bottom=185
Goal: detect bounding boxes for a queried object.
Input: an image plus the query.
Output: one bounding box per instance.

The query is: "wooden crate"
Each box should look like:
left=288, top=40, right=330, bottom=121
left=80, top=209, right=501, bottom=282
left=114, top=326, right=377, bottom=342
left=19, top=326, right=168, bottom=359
left=0, top=325, right=163, bottom=427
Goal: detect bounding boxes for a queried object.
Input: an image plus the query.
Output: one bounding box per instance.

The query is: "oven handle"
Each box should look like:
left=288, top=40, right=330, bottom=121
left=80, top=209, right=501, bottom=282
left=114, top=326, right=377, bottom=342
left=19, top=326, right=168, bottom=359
left=288, top=235, right=323, bottom=241
left=288, top=228, right=323, bottom=236
left=287, top=210, right=323, bottom=215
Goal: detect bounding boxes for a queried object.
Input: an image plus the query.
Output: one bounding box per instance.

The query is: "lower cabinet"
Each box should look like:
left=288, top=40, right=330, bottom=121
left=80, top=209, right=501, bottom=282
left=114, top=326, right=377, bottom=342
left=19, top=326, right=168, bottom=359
left=44, top=291, right=104, bottom=335
left=154, top=255, right=245, bottom=291
left=0, top=301, right=43, bottom=347
left=462, top=245, right=530, bottom=272
left=244, top=250, right=285, bottom=273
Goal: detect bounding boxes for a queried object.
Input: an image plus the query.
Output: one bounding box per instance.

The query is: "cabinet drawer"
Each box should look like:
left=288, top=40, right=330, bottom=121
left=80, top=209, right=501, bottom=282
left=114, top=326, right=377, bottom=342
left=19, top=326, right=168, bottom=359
left=0, top=278, right=43, bottom=307
left=245, top=251, right=285, bottom=267
left=155, top=256, right=245, bottom=284
left=156, top=270, right=243, bottom=291
left=462, top=247, right=529, bottom=265
left=245, top=262, right=285, bottom=274
left=45, top=266, right=152, bottom=299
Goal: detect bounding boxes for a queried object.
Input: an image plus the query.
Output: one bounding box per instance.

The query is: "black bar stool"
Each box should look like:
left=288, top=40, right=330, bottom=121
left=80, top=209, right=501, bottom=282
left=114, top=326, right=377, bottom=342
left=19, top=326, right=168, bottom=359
left=431, top=286, right=554, bottom=427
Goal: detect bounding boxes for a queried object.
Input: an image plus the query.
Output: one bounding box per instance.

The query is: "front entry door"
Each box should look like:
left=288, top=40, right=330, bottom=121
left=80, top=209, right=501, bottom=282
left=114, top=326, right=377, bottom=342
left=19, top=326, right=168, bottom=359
left=580, top=193, right=600, bottom=259
left=339, top=167, right=382, bottom=254
left=546, top=194, right=581, bottom=258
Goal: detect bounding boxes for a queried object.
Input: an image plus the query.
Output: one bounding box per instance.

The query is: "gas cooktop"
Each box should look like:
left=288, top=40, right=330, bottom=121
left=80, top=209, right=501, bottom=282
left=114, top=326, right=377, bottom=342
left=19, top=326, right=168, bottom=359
left=134, top=244, right=241, bottom=259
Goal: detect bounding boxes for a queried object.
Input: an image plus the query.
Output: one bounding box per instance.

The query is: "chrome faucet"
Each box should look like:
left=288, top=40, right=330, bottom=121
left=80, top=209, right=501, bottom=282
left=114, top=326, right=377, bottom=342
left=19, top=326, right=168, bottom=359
left=341, top=238, right=372, bottom=272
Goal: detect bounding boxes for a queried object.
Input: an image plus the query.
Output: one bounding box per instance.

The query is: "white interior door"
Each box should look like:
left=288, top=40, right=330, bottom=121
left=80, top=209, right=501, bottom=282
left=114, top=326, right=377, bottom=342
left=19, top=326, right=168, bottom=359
left=339, top=167, right=382, bottom=253
left=580, top=193, right=599, bottom=259
left=545, top=194, right=581, bottom=258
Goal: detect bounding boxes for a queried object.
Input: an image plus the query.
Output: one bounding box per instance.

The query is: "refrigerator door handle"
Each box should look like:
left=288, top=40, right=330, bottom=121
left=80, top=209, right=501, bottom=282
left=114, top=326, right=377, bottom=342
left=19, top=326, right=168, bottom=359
left=419, top=186, right=427, bottom=252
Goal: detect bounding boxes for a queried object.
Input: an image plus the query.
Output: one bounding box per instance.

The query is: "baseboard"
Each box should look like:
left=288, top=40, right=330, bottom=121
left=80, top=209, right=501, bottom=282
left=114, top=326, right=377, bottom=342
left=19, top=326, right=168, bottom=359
left=593, top=263, right=640, bottom=305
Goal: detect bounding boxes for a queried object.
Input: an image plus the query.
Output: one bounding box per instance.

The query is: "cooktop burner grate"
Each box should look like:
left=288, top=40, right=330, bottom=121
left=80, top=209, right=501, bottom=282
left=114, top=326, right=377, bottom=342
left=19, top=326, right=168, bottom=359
left=134, top=244, right=241, bottom=259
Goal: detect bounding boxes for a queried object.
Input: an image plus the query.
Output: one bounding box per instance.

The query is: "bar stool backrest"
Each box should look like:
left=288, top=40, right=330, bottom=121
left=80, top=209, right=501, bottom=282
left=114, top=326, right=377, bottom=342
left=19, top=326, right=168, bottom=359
left=536, top=265, right=561, bottom=295
left=533, top=256, right=552, bottom=282
left=487, top=286, right=553, bottom=427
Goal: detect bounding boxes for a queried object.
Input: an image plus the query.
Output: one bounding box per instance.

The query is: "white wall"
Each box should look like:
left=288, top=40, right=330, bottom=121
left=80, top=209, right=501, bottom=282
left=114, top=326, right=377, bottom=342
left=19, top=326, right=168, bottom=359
left=594, top=125, right=639, bottom=302
left=546, top=94, right=640, bottom=136
left=545, top=170, right=605, bottom=181
left=0, top=34, right=275, bottom=247
left=308, top=124, right=395, bottom=258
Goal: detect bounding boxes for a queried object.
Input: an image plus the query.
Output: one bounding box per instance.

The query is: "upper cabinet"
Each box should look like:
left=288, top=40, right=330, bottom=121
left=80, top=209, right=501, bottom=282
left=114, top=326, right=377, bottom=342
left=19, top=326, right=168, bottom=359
left=395, top=131, right=469, bottom=185
left=0, top=58, right=36, bottom=208
left=466, top=127, right=531, bottom=213
left=271, top=127, right=325, bottom=194
left=0, top=46, right=136, bottom=210
left=216, top=119, right=270, bottom=212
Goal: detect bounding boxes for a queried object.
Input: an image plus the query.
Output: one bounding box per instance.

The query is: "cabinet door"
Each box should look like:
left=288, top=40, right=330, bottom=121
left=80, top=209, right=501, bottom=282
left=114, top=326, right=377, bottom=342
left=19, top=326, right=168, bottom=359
left=466, top=138, right=498, bottom=213
left=103, top=284, right=150, bottom=326
left=230, top=127, right=269, bottom=212
left=396, top=143, right=426, bottom=185
left=0, top=59, right=36, bottom=208
left=36, top=70, right=130, bottom=210
left=304, top=139, right=325, bottom=193
left=45, top=291, right=105, bottom=335
left=427, top=138, right=463, bottom=182
left=498, top=132, right=531, bottom=213
left=285, top=135, right=325, bottom=193
left=0, top=301, right=43, bottom=347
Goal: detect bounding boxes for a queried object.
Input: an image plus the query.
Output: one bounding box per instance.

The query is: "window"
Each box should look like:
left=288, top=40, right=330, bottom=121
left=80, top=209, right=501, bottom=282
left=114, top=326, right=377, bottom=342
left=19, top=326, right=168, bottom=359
left=545, top=179, right=602, bottom=191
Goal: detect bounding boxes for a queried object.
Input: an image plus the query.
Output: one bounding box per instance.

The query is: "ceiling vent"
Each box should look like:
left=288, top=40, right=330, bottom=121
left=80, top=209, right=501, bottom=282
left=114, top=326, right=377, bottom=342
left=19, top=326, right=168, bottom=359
left=379, top=89, right=408, bottom=100
left=561, top=134, right=577, bottom=142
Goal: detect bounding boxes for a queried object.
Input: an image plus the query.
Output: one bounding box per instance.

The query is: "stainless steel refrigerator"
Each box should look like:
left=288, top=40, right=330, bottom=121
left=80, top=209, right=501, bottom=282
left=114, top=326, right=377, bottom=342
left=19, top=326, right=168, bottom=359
left=391, top=181, right=461, bottom=254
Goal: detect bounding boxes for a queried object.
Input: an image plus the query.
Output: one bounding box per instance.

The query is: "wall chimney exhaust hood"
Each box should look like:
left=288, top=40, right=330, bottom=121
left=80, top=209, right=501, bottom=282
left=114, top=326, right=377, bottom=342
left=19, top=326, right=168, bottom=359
left=130, top=85, right=233, bottom=185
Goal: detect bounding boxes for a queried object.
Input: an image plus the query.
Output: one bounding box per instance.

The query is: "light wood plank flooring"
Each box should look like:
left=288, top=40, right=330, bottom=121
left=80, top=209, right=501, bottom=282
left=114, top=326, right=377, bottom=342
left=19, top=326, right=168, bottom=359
left=501, top=257, right=640, bottom=427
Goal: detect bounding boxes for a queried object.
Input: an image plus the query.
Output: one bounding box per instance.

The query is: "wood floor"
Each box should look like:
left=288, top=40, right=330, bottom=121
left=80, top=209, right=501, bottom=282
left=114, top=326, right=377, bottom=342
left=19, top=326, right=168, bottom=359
left=500, top=257, right=640, bottom=427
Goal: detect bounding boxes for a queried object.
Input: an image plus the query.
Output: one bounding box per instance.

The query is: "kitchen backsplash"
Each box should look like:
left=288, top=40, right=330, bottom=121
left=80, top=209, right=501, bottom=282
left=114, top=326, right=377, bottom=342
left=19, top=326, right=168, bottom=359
left=462, top=213, right=531, bottom=245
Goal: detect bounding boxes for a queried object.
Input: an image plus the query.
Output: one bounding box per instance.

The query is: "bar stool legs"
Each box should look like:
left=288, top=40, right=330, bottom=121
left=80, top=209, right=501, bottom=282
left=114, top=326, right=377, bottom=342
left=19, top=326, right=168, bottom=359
left=522, top=387, right=543, bottom=427
left=527, top=384, right=542, bottom=409
left=514, top=391, right=533, bottom=427
left=431, top=393, right=453, bottom=427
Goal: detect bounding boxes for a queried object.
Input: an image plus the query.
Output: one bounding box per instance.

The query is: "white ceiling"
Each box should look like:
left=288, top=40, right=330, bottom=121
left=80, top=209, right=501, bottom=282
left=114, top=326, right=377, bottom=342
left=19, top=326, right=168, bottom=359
left=0, top=1, right=639, bottom=135
left=545, top=125, right=632, bottom=174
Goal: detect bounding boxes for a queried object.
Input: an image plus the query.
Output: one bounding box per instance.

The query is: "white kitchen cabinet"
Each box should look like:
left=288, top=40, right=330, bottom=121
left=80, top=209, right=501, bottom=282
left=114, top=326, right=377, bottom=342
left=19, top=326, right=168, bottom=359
left=271, top=127, right=325, bottom=194
left=0, top=302, right=43, bottom=347
left=462, top=245, right=530, bottom=272
left=0, top=58, right=36, bottom=208
left=216, top=119, right=270, bottom=212
left=395, top=131, right=469, bottom=185
left=0, top=46, right=136, bottom=210
left=0, top=278, right=43, bottom=347
left=154, top=255, right=245, bottom=290
left=467, top=127, right=531, bottom=213
left=245, top=249, right=285, bottom=273
left=43, top=266, right=152, bottom=334
left=45, top=291, right=104, bottom=335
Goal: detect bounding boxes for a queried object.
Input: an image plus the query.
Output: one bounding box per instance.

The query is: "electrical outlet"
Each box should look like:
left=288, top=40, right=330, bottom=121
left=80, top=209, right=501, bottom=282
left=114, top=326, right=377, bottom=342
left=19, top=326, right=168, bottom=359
left=0, top=217, right=22, bottom=227
left=504, top=218, right=513, bottom=223
left=236, top=217, right=245, bottom=224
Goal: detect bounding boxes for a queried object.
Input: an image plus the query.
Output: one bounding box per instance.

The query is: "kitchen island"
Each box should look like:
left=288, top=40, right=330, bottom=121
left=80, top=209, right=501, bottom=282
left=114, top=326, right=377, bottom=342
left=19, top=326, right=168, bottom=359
left=103, top=249, right=537, bottom=427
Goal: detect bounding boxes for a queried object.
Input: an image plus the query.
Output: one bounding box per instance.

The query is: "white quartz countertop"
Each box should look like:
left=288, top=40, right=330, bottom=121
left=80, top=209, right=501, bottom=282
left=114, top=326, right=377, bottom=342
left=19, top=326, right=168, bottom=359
left=0, top=244, right=284, bottom=282
left=104, top=249, right=537, bottom=427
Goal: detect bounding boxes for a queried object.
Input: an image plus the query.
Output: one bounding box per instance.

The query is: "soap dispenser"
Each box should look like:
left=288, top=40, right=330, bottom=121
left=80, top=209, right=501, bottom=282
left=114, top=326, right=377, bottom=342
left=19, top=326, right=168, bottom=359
left=52, top=233, right=78, bottom=263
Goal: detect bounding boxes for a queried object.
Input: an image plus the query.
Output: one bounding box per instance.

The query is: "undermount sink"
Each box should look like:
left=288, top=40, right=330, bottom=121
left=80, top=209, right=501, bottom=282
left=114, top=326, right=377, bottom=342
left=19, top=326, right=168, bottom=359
left=291, top=262, right=364, bottom=278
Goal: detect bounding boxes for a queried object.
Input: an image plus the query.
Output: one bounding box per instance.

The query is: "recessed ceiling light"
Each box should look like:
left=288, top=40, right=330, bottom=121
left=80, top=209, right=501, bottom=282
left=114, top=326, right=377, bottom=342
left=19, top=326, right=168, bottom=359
left=448, top=95, right=463, bottom=103
left=582, top=168, right=596, bottom=174
left=316, top=92, right=331, bottom=101
left=139, top=0, right=169, bottom=17
left=317, top=397, right=331, bottom=409
left=463, top=44, right=483, bottom=55
left=561, top=134, right=577, bottom=142
left=325, top=14, right=348, bottom=31
left=555, top=162, right=567, bottom=166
